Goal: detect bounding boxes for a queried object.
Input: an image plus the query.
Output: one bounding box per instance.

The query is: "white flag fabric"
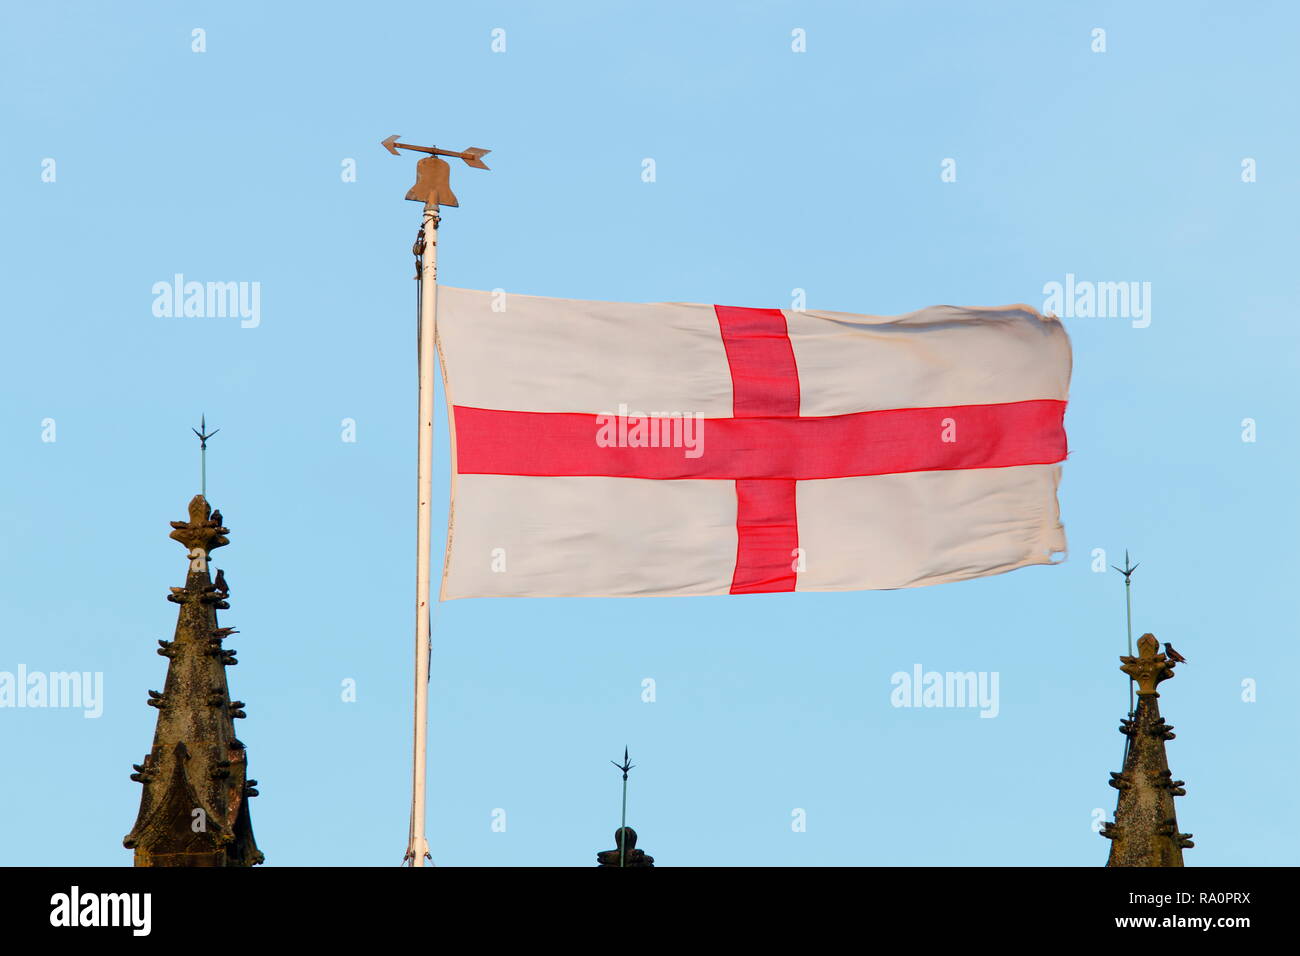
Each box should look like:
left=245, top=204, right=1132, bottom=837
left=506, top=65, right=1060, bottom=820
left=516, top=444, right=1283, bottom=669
left=435, top=287, right=1070, bottom=599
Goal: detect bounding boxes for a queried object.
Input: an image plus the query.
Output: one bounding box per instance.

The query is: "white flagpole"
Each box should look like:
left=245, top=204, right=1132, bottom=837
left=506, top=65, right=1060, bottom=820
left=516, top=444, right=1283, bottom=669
left=407, top=199, right=439, bottom=867
left=383, top=134, right=489, bottom=868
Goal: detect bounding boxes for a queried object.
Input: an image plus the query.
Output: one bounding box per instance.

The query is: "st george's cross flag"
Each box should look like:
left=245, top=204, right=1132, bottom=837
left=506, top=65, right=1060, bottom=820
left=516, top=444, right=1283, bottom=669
left=435, top=287, right=1070, bottom=599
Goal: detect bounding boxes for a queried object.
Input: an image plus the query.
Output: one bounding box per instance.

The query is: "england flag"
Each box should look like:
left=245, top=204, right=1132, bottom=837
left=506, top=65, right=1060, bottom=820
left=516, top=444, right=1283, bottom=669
left=435, top=287, right=1070, bottom=599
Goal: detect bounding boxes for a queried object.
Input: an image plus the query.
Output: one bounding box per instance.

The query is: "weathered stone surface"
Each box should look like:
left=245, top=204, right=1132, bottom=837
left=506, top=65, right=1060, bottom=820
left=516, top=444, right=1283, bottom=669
left=1103, top=633, right=1192, bottom=867
left=124, top=496, right=262, bottom=867
left=596, top=827, right=654, bottom=868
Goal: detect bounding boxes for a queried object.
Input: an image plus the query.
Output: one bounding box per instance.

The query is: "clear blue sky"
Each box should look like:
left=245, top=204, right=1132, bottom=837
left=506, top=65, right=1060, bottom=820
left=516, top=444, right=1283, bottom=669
left=2, top=1, right=1296, bottom=866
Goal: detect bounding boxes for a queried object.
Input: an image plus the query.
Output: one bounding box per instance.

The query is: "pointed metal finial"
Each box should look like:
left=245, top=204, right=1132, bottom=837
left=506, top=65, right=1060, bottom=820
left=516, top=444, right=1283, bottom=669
left=610, top=747, right=635, bottom=867
left=611, top=746, right=634, bottom=780
left=192, top=415, right=219, bottom=498
left=1110, top=550, right=1139, bottom=657
left=192, top=414, right=220, bottom=449
left=1111, top=549, right=1140, bottom=761
left=1111, top=549, right=1140, bottom=585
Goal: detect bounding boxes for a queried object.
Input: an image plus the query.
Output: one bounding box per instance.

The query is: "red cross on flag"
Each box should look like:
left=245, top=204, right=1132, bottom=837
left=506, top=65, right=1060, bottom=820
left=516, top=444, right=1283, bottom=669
left=436, top=287, right=1070, bottom=599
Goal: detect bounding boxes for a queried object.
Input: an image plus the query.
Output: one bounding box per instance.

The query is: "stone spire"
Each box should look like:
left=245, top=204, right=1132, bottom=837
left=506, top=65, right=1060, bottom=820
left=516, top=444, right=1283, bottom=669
left=1100, top=633, right=1193, bottom=866
left=123, top=495, right=263, bottom=866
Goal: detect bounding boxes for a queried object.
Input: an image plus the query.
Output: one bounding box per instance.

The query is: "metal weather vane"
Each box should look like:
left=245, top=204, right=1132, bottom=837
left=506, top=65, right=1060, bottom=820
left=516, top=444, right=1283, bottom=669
left=381, top=135, right=490, bottom=208
left=1111, top=550, right=1139, bottom=655
left=192, top=415, right=219, bottom=498
left=1111, top=550, right=1140, bottom=757
left=611, top=747, right=635, bottom=868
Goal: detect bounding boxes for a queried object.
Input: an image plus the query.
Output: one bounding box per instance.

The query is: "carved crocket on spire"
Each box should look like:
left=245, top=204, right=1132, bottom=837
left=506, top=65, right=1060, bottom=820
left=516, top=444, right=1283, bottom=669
left=124, top=495, right=263, bottom=866
left=1100, top=633, right=1193, bottom=866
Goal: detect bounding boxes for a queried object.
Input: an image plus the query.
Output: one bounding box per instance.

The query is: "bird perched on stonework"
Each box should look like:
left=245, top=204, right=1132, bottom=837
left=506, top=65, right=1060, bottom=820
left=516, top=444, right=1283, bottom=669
left=1164, top=642, right=1187, bottom=664
left=211, top=509, right=223, bottom=527
left=214, top=568, right=229, bottom=594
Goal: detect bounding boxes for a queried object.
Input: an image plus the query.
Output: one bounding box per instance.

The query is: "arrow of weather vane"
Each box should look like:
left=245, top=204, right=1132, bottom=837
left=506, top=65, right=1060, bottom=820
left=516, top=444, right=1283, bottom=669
left=381, top=135, right=491, bottom=207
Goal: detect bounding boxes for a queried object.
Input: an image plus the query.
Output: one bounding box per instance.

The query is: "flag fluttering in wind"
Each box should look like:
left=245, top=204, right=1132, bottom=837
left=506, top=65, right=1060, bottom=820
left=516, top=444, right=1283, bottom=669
left=436, top=287, right=1070, bottom=599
